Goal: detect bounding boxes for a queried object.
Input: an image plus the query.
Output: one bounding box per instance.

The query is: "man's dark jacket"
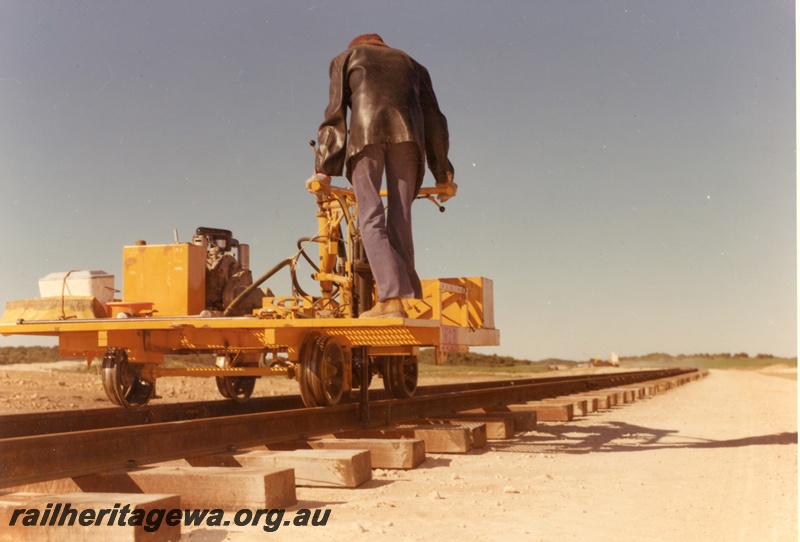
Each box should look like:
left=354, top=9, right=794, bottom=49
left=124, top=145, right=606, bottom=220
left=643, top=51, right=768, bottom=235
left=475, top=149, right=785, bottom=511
left=315, top=44, right=453, bottom=191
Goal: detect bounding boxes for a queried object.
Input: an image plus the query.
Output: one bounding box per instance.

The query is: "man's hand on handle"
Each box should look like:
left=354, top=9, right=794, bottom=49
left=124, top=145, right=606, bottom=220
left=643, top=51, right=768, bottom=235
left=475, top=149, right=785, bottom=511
left=306, top=172, right=332, bottom=194
left=435, top=171, right=457, bottom=203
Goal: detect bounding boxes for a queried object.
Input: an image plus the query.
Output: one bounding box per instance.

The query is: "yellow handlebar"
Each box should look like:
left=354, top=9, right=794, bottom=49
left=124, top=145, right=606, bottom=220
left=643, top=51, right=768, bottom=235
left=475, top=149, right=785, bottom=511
left=307, top=180, right=349, bottom=196
left=418, top=184, right=457, bottom=198
left=308, top=181, right=455, bottom=200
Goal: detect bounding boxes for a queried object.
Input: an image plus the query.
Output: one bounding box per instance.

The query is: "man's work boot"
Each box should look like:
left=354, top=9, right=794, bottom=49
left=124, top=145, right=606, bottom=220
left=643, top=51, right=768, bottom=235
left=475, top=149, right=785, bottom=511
left=359, top=298, right=406, bottom=319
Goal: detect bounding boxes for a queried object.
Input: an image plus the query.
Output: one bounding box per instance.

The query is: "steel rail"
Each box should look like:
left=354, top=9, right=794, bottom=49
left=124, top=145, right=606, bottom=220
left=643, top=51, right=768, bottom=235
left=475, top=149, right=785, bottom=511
left=1, top=370, right=673, bottom=438
left=0, top=368, right=696, bottom=488
left=0, top=394, right=307, bottom=439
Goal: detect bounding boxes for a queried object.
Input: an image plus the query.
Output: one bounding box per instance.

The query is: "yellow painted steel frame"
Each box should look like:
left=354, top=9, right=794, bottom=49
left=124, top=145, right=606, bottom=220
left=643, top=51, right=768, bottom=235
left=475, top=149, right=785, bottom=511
left=0, top=276, right=498, bottom=370
left=311, top=184, right=357, bottom=318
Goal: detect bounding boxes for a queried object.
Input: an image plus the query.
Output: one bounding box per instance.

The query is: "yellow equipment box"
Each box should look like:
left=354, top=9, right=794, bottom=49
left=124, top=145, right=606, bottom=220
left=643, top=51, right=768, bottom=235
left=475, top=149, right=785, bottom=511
left=123, top=242, right=206, bottom=317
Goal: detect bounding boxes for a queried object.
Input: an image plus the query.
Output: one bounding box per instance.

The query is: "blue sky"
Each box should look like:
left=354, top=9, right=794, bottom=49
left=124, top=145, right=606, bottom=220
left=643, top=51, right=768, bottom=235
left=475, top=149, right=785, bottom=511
left=0, top=1, right=795, bottom=360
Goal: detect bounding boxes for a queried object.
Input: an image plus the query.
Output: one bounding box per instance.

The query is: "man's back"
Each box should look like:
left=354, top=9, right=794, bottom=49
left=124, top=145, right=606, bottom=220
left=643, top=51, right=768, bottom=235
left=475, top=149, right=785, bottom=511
left=316, top=43, right=450, bottom=189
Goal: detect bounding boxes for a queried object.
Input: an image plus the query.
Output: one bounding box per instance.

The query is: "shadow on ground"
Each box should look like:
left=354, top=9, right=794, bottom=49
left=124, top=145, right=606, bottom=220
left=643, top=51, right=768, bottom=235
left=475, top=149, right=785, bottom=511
left=490, top=421, right=797, bottom=455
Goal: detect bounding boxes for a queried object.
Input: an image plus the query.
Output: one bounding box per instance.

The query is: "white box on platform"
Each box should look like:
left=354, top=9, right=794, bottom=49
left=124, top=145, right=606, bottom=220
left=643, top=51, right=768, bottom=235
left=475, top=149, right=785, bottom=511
left=38, top=270, right=115, bottom=305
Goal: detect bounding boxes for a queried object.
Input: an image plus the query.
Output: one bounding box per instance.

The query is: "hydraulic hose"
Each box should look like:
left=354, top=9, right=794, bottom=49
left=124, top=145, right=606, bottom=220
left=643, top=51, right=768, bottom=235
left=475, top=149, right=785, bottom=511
left=296, top=237, right=321, bottom=272
left=291, top=261, right=312, bottom=298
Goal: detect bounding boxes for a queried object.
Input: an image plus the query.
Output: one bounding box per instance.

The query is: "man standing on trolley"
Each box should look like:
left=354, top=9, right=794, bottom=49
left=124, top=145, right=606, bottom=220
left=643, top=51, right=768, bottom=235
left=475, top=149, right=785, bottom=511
left=307, top=33, right=457, bottom=318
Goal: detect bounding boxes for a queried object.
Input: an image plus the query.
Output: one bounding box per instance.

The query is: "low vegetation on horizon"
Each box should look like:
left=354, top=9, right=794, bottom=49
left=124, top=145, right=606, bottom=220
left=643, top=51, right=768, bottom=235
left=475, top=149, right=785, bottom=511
left=0, top=346, right=794, bottom=371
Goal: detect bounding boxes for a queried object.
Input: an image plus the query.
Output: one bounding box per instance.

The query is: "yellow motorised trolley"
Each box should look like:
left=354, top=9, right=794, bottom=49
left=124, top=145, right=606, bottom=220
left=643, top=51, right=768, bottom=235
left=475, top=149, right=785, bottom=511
left=0, top=183, right=499, bottom=409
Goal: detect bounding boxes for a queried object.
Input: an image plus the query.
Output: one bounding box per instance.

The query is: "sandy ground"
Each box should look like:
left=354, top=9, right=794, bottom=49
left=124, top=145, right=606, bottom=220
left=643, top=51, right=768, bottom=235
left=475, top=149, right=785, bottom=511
left=0, top=360, right=546, bottom=413
left=0, top=365, right=797, bottom=541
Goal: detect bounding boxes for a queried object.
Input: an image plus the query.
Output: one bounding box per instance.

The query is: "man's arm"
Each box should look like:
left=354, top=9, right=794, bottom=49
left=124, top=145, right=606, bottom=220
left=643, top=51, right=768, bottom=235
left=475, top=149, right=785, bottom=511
left=316, top=53, right=350, bottom=176
left=418, top=64, right=454, bottom=186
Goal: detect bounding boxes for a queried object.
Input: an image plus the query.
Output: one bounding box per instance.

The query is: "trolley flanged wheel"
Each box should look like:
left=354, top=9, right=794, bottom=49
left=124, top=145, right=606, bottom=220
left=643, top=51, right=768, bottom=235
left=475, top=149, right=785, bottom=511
left=382, top=355, right=418, bottom=399
left=215, top=375, right=256, bottom=403
left=298, top=332, right=346, bottom=408
left=215, top=354, right=257, bottom=404
left=352, top=355, right=373, bottom=390
left=101, top=347, right=155, bottom=409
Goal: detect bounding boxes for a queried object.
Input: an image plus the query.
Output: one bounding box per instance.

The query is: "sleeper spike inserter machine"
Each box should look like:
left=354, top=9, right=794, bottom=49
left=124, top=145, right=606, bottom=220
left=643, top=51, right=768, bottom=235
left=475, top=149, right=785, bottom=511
left=1, top=176, right=499, bottom=411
